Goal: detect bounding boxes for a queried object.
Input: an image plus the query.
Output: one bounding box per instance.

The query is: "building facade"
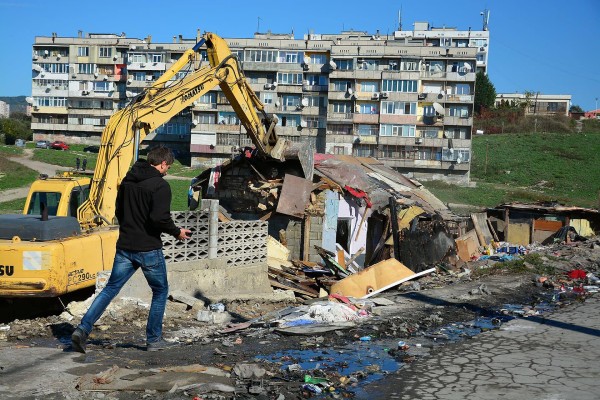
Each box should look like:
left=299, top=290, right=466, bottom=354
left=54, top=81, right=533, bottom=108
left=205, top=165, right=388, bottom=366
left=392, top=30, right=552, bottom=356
left=495, top=93, right=571, bottom=117
left=31, top=21, right=489, bottom=184
left=0, top=101, right=9, bottom=118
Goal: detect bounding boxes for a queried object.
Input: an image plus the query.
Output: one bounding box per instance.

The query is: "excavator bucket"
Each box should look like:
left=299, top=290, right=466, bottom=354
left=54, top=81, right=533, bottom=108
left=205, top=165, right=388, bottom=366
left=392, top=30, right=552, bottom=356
left=270, top=139, right=314, bottom=181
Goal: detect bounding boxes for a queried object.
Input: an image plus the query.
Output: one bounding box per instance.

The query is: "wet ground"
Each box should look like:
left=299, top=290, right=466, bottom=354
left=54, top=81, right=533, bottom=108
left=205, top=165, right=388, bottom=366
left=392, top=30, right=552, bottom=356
left=0, top=273, right=566, bottom=399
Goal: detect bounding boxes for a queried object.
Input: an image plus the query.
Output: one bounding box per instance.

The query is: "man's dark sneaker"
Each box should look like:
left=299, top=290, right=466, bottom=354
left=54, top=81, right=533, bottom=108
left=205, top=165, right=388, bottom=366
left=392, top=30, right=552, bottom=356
left=71, top=327, right=88, bottom=353
left=147, top=338, right=179, bottom=351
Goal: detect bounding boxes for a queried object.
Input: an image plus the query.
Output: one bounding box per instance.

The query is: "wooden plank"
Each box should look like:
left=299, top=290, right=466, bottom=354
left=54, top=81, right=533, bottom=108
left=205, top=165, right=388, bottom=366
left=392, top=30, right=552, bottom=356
left=533, top=219, right=563, bottom=231
left=470, top=213, right=487, bottom=246
left=269, top=278, right=318, bottom=297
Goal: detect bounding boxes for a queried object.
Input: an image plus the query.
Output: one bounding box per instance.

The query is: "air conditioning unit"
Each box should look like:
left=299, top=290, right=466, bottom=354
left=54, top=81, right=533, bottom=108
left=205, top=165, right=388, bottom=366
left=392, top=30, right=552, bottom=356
left=146, top=76, right=153, bottom=81
left=140, top=63, right=146, bottom=67
left=296, top=105, right=303, bottom=111
left=271, top=82, right=278, bottom=89
left=300, top=120, right=308, bottom=128
left=33, top=106, right=39, bottom=111
left=113, top=55, right=118, bottom=61
left=264, top=83, right=272, bottom=90
left=380, top=92, right=389, bottom=99
left=32, top=55, right=38, bottom=60
left=479, top=47, right=486, bottom=52
left=372, top=93, right=380, bottom=100
left=82, top=90, right=90, bottom=95
left=415, top=137, right=424, bottom=144
left=418, top=93, right=427, bottom=100
left=302, top=63, right=309, bottom=70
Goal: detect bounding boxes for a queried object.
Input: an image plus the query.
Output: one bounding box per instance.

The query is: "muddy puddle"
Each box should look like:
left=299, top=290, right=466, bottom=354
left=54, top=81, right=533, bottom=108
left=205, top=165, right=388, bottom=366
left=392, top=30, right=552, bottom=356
left=256, top=299, right=561, bottom=399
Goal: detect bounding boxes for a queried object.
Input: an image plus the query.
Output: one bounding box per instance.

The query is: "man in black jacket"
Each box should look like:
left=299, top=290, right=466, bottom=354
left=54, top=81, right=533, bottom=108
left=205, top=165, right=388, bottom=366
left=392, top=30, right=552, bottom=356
left=72, top=146, right=191, bottom=353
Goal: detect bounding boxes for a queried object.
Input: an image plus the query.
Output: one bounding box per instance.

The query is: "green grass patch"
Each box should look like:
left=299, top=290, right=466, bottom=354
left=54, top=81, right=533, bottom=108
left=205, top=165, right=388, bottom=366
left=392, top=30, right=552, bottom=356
left=426, top=131, right=600, bottom=208
left=31, top=145, right=98, bottom=170
left=167, top=179, right=193, bottom=211
left=0, top=144, right=24, bottom=156
left=0, top=197, right=26, bottom=214
left=0, top=156, right=39, bottom=190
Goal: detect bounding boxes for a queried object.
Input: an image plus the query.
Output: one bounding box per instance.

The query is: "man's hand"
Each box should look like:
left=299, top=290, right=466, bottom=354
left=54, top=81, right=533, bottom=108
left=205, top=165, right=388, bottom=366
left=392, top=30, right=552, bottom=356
left=177, top=228, right=192, bottom=240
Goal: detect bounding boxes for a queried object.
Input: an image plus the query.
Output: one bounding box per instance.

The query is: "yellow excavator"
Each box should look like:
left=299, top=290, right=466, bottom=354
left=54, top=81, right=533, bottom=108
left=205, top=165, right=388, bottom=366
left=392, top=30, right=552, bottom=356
left=0, top=32, right=307, bottom=297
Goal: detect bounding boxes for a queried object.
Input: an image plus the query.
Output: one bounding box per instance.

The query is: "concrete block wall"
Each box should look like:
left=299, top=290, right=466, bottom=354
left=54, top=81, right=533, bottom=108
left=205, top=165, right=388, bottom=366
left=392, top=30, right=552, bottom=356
left=307, top=215, right=324, bottom=263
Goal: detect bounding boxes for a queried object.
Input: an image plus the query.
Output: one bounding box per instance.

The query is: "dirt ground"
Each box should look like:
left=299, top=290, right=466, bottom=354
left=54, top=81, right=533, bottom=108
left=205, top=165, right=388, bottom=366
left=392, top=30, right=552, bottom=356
left=1, top=238, right=599, bottom=399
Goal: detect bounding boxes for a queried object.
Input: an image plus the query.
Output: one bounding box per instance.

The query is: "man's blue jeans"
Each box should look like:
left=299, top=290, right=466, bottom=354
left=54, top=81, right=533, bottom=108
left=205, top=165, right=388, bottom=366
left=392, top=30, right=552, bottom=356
left=77, top=248, right=168, bottom=344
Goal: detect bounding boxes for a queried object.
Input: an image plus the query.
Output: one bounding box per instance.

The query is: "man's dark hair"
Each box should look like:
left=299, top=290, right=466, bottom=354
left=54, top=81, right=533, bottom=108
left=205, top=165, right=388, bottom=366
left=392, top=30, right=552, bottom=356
left=147, top=146, right=174, bottom=166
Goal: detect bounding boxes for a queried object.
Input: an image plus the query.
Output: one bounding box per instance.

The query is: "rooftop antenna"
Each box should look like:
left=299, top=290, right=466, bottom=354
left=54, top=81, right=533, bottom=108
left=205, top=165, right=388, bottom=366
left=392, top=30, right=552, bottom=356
left=480, top=9, right=490, bottom=31
left=257, top=16, right=261, bottom=33
left=398, top=6, right=402, bottom=31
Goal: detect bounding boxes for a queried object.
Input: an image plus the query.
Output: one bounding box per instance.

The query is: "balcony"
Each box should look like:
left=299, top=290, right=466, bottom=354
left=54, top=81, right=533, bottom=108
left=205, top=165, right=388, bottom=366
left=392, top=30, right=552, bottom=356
left=446, top=94, right=474, bottom=103
left=328, top=112, right=353, bottom=122
left=443, top=116, right=473, bottom=126
left=352, top=113, right=379, bottom=124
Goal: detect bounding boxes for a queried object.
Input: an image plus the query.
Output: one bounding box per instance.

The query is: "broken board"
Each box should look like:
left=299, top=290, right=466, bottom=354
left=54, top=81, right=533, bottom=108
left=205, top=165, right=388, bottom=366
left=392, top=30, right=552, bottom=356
left=329, top=258, right=434, bottom=299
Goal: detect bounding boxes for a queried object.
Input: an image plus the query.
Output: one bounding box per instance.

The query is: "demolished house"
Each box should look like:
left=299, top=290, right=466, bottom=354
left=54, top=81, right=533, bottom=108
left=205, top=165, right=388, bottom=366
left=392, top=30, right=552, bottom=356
left=190, top=152, right=463, bottom=298
left=486, top=202, right=600, bottom=246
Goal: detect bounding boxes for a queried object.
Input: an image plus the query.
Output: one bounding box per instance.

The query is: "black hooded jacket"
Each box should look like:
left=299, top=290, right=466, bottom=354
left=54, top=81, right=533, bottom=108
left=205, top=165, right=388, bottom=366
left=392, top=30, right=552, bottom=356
left=115, top=159, right=180, bottom=251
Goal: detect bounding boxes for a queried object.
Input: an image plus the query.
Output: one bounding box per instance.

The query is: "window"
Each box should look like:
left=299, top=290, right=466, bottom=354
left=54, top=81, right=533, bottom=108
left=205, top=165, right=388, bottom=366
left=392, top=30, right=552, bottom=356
left=442, top=148, right=470, bottom=162
left=97, top=65, right=113, bottom=75
left=219, top=112, right=241, bottom=125
left=93, top=82, right=111, bottom=92
left=422, top=129, right=439, bottom=138
left=38, top=63, right=69, bottom=74
left=150, top=54, right=163, bottom=63
left=380, top=124, right=416, bottom=137
left=327, top=124, right=352, bottom=135
left=198, top=93, right=216, bottom=108
left=360, top=81, right=379, bottom=93
left=426, top=61, right=445, bottom=73
left=448, top=105, right=470, bottom=118
left=197, top=113, right=214, bottom=124
left=358, top=59, right=379, bottom=70
left=261, top=93, right=274, bottom=104
left=335, top=59, right=353, bottom=70
left=129, top=53, right=145, bottom=63
left=332, top=80, right=352, bottom=91
left=307, top=53, right=327, bottom=64
left=331, top=101, right=352, bottom=114
left=282, top=95, right=301, bottom=108
left=246, top=49, right=277, bottom=62
left=99, top=47, right=112, bottom=58
left=277, top=115, right=300, bottom=127
left=381, top=101, right=416, bottom=115
left=423, top=105, right=436, bottom=117
left=358, top=103, right=379, bottom=114
left=357, top=124, right=378, bottom=136
left=278, top=51, right=301, bottom=63
left=455, top=84, right=471, bottom=95
left=68, top=186, right=90, bottom=217
left=382, top=80, right=417, bottom=93
left=133, top=72, right=146, bottom=81
left=277, top=72, right=302, bottom=85
left=78, top=63, right=94, bottom=74
left=400, top=59, right=419, bottom=71
left=77, top=47, right=89, bottom=57
left=353, top=144, right=375, bottom=157
left=155, top=122, right=191, bottom=135
left=305, top=116, right=324, bottom=128
left=27, top=192, right=62, bottom=216
left=333, top=146, right=346, bottom=155
left=304, top=95, right=323, bottom=107
left=34, top=96, right=67, bottom=107
left=444, top=127, right=469, bottom=139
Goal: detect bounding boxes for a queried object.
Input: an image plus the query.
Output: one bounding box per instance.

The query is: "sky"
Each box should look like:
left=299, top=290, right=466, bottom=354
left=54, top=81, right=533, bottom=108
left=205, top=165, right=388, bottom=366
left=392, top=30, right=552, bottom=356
left=1, top=0, right=599, bottom=111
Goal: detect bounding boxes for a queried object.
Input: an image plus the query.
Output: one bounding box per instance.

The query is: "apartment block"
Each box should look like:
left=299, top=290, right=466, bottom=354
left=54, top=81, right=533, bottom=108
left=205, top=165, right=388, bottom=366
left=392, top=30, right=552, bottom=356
left=0, top=101, right=9, bottom=118
left=31, top=20, right=489, bottom=184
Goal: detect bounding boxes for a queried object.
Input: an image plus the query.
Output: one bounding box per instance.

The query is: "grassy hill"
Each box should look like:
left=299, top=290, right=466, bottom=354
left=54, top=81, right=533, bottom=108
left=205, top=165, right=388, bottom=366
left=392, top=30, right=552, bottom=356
left=426, top=130, right=600, bottom=209
left=0, top=96, right=28, bottom=114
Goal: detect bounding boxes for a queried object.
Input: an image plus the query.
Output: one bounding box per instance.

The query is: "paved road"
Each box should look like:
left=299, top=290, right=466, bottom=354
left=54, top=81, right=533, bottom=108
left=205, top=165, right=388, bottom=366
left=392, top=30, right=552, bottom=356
left=1, top=150, right=70, bottom=204
left=366, top=295, right=600, bottom=399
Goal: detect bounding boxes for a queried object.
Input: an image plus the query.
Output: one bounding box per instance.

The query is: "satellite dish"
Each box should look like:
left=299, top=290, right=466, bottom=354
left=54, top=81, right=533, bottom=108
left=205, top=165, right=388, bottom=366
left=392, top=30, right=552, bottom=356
left=301, top=98, right=309, bottom=107
left=25, top=97, right=33, bottom=104
left=456, top=156, right=462, bottom=164
left=346, top=87, right=353, bottom=95
left=303, top=56, right=310, bottom=64
left=433, top=102, right=445, bottom=115
left=329, top=60, right=337, bottom=70
left=272, top=82, right=278, bottom=88
left=275, top=101, right=280, bottom=107
left=32, top=64, right=43, bottom=72
left=463, top=62, right=472, bottom=70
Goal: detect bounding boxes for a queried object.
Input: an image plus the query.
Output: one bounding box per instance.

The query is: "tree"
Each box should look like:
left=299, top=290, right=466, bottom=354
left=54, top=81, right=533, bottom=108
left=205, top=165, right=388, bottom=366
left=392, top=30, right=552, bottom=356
left=474, top=71, right=497, bottom=115
left=0, top=117, right=32, bottom=145
left=570, top=105, right=584, bottom=113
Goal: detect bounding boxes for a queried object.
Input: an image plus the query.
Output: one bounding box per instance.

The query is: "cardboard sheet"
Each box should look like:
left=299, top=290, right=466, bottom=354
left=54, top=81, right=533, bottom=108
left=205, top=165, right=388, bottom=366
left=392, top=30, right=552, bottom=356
left=329, top=258, right=434, bottom=299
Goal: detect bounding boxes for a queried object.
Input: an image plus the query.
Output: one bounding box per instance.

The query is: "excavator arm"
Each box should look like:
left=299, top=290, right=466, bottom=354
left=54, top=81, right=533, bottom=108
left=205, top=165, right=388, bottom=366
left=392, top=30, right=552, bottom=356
left=78, top=33, right=295, bottom=229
